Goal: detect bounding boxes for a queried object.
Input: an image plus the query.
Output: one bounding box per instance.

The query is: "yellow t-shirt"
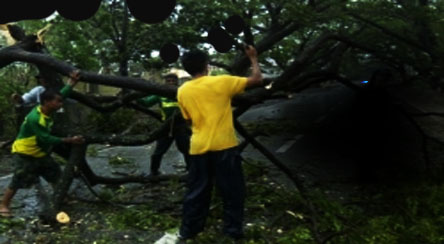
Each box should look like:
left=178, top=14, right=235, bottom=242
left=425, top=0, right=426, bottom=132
left=177, top=75, right=248, bottom=155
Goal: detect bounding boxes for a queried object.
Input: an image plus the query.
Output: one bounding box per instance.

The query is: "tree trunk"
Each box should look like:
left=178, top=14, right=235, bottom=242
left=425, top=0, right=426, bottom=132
left=38, top=144, right=86, bottom=223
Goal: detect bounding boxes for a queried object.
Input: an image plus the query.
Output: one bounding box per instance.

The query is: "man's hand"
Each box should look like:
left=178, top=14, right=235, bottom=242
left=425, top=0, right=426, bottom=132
left=244, top=45, right=258, bottom=60
left=67, top=70, right=81, bottom=87
left=63, top=135, right=85, bottom=144
left=70, top=135, right=85, bottom=144
left=244, top=45, right=263, bottom=87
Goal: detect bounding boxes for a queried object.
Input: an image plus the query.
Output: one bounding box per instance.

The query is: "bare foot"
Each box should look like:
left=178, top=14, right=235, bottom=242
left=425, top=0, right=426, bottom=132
left=0, top=206, right=12, bottom=218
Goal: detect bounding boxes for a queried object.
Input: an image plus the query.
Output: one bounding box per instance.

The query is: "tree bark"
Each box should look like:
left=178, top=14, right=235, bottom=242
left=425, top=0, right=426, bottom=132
left=38, top=144, right=87, bottom=223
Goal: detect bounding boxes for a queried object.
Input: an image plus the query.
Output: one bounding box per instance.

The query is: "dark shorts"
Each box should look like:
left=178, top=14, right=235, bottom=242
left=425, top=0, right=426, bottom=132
left=9, top=154, right=61, bottom=190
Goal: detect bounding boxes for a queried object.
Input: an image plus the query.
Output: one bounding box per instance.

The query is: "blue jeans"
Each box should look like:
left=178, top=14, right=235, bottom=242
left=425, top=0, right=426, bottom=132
left=179, top=147, right=245, bottom=239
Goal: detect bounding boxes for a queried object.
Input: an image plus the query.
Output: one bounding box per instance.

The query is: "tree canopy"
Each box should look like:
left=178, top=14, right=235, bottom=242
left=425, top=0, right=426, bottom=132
left=2, top=0, right=444, bottom=90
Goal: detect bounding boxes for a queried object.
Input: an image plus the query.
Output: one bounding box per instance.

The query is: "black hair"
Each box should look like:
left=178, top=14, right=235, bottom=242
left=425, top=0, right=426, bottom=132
left=181, top=50, right=209, bottom=76
left=164, top=73, right=179, bottom=80
left=39, top=89, right=62, bottom=105
left=35, top=74, right=49, bottom=86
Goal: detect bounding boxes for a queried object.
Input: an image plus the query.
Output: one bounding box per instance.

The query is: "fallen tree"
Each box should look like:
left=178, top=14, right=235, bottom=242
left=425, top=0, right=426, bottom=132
left=2, top=0, right=444, bottom=241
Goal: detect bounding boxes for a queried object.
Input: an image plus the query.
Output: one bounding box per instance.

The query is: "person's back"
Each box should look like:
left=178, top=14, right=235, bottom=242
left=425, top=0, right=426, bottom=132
left=178, top=75, right=246, bottom=154
left=12, top=74, right=48, bottom=106
left=174, top=45, right=262, bottom=241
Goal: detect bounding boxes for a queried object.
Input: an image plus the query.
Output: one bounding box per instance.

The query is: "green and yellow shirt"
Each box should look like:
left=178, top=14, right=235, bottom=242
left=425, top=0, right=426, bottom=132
left=11, top=85, right=72, bottom=158
left=138, top=95, right=179, bottom=121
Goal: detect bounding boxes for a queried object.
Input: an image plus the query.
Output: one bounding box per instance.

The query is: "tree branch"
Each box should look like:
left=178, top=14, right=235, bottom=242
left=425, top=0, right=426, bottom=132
left=0, top=47, right=177, bottom=98
left=231, top=21, right=300, bottom=75
left=84, top=112, right=176, bottom=145
left=348, top=12, right=431, bottom=56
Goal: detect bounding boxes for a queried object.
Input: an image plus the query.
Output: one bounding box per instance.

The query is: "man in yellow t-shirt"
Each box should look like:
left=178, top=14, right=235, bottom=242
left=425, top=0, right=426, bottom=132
left=176, top=45, right=263, bottom=241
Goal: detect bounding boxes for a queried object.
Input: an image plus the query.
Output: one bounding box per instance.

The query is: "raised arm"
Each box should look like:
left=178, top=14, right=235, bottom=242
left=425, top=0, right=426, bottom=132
left=245, top=45, right=263, bottom=88
left=67, top=70, right=81, bottom=87
left=60, top=70, right=81, bottom=98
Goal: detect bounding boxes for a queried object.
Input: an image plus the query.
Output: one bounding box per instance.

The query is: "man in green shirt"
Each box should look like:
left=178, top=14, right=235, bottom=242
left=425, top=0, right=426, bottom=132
left=138, top=73, right=190, bottom=176
left=0, top=71, right=84, bottom=217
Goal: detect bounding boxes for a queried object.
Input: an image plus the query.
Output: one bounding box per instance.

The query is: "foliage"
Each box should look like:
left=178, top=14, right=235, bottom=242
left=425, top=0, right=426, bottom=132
left=346, top=183, right=444, bottom=244
left=2, top=0, right=444, bottom=243
left=0, top=64, right=39, bottom=138
left=108, top=154, right=135, bottom=167
left=107, top=205, right=179, bottom=231
left=3, top=0, right=444, bottom=87
left=86, top=145, right=99, bottom=157
left=5, top=0, right=444, bottom=92
left=0, top=217, right=25, bottom=233
left=1, top=155, right=444, bottom=243
left=86, top=108, right=160, bottom=134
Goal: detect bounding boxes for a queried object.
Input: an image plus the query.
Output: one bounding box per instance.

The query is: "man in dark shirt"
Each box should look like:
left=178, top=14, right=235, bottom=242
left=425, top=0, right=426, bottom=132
left=138, top=73, right=190, bottom=175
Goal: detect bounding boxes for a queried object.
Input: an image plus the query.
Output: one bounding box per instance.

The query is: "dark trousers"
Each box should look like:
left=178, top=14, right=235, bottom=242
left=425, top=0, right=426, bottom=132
left=179, top=147, right=245, bottom=239
left=150, top=126, right=190, bottom=173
